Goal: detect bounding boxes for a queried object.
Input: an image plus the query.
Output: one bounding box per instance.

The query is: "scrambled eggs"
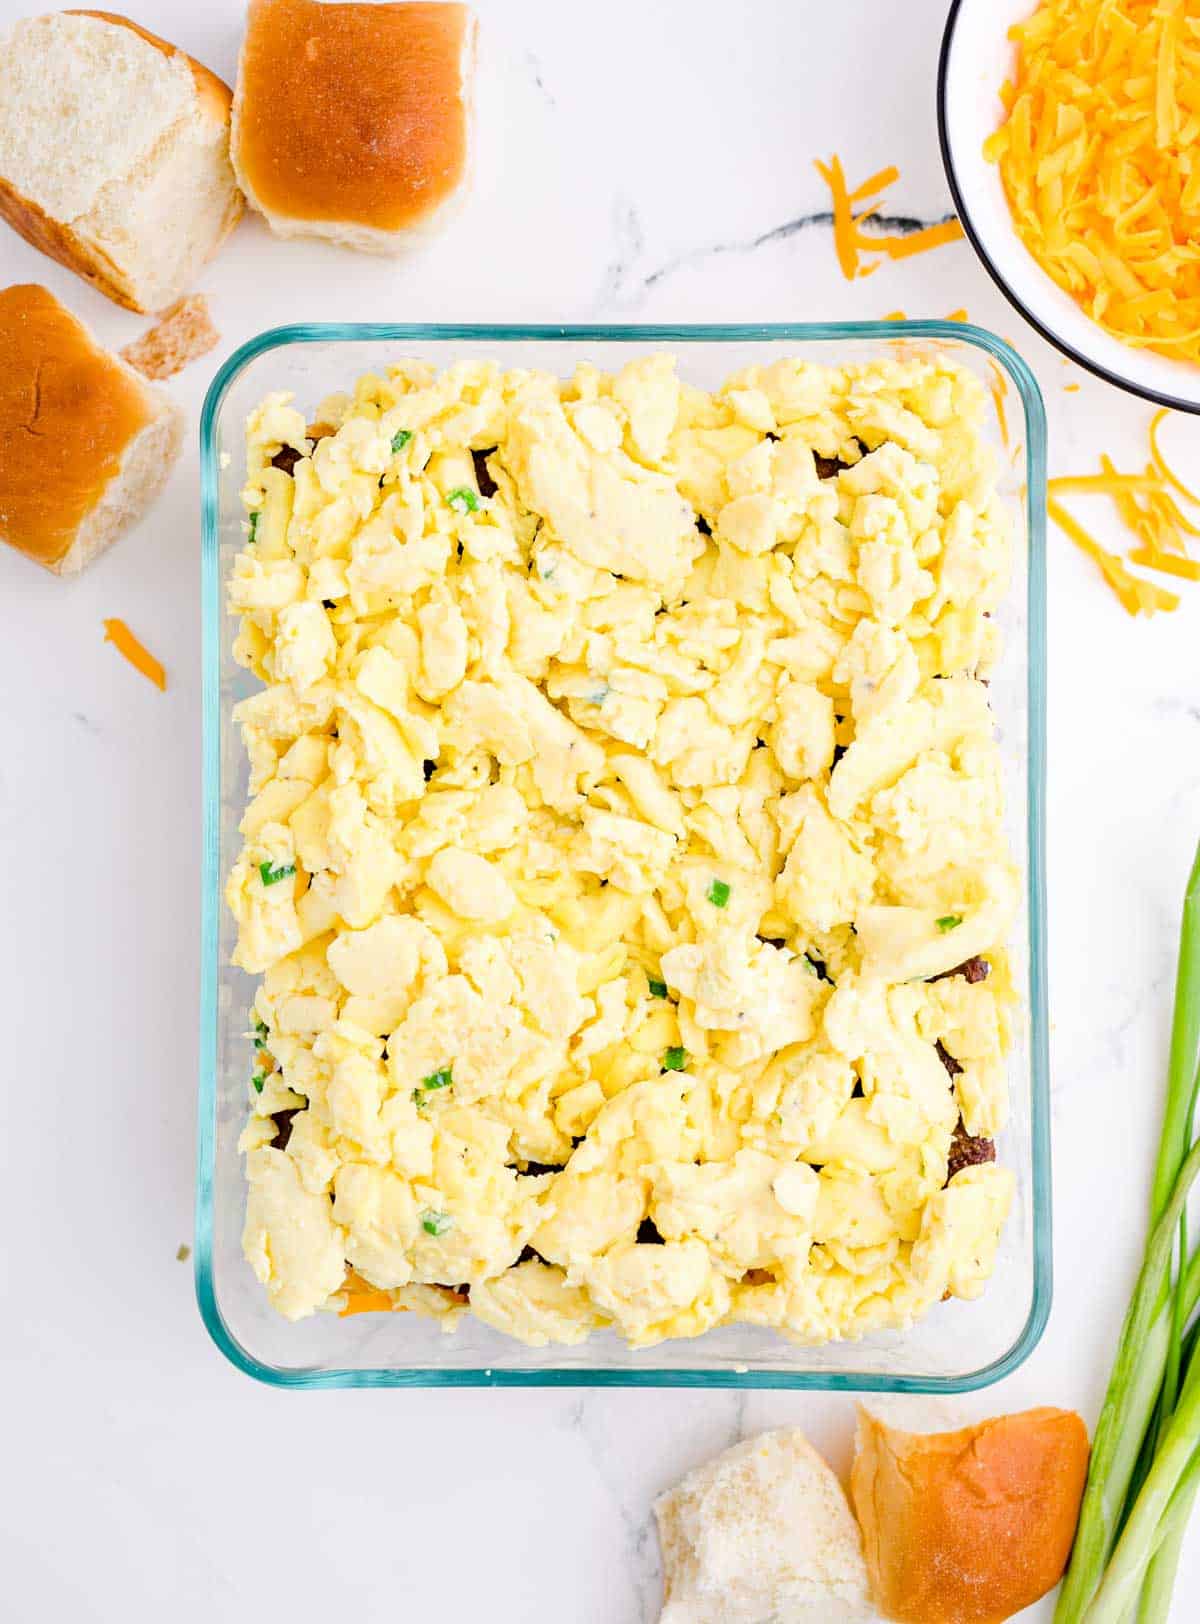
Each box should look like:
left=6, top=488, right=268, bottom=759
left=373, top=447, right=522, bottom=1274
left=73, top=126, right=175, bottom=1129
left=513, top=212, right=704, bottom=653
left=227, top=352, right=1019, bottom=1350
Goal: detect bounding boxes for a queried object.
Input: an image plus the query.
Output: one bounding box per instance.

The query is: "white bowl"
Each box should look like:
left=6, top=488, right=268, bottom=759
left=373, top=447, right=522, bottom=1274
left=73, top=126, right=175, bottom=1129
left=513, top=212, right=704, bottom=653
left=938, top=0, right=1200, bottom=413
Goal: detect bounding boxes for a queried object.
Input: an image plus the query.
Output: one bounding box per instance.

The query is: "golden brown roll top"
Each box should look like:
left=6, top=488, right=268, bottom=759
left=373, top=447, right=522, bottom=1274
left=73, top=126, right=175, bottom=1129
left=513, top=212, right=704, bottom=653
left=850, top=1405, right=1090, bottom=1624
left=232, top=0, right=475, bottom=247
left=0, top=284, right=181, bottom=574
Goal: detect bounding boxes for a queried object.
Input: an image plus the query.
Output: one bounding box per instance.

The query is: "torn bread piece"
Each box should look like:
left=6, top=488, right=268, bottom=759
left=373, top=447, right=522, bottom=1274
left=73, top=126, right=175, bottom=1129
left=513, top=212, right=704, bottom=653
left=0, top=11, right=243, bottom=312
left=655, top=1428, right=873, bottom=1623
left=121, top=293, right=219, bottom=380
left=0, top=283, right=183, bottom=575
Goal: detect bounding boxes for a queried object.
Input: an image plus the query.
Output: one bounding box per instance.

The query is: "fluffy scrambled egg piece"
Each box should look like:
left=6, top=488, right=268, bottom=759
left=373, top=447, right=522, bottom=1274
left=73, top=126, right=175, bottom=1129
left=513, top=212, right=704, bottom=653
left=228, top=353, right=1019, bottom=1350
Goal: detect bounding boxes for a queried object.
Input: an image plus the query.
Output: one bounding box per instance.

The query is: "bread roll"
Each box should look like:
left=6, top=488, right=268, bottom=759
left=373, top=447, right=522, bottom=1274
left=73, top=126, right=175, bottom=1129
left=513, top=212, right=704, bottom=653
left=0, top=284, right=183, bottom=575
left=232, top=0, right=475, bottom=253
left=0, top=12, right=243, bottom=313
left=850, top=1405, right=1090, bottom=1623
left=655, top=1428, right=874, bottom=1623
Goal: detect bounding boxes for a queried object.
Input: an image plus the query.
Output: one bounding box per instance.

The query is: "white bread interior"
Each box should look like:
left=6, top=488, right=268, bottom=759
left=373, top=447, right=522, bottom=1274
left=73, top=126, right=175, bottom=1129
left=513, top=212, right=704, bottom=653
left=654, top=1428, right=873, bottom=1623
left=231, top=5, right=476, bottom=255
left=231, top=193, right=469, bottom=258
left=56, top=394, right=184, bottom=576
left=0, top=13, right=242, bottom=312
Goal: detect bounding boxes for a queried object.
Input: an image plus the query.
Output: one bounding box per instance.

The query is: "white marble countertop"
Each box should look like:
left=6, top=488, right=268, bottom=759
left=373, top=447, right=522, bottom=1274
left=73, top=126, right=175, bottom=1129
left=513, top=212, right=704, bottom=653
left=3, top=1, right=1199, bottom=1618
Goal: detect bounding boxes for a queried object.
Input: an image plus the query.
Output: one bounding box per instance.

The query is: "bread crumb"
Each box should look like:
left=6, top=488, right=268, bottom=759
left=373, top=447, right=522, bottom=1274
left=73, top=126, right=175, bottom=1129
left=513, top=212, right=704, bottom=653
left=122, top=295, right=219, bottom=380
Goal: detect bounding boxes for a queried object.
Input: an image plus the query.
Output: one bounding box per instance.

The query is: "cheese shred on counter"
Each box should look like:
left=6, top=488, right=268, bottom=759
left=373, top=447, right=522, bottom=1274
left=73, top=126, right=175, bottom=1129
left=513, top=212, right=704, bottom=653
left=227, top=353, right=1019, bottom=1350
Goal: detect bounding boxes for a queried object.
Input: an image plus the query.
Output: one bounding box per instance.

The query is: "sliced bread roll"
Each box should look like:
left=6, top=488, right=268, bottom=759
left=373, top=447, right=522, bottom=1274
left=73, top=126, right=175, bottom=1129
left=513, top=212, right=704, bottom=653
left=0, top=284, right=183, bottom=576
left=232, top=0, right=475, bottom=254
left=0, top=11, right=243, bottom=313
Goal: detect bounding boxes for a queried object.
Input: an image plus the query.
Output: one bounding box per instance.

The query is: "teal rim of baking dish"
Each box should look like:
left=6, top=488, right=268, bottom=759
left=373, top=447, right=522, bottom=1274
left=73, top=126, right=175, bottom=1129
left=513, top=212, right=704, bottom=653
left=198, top=322, right=1050, bottom=1389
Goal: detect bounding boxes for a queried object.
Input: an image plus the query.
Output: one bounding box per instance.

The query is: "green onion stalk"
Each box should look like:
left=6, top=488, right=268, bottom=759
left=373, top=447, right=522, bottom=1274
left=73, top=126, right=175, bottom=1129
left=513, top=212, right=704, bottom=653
left=1138, top=1444, right=1200, bottom=1620
left=1055, top=842, right=1200, bottom=1623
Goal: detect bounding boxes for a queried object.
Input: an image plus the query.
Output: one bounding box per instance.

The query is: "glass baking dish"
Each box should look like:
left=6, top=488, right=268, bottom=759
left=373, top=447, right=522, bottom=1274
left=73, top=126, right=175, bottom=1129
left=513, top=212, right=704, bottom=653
left=198, top=322, right=1049, bottom=1390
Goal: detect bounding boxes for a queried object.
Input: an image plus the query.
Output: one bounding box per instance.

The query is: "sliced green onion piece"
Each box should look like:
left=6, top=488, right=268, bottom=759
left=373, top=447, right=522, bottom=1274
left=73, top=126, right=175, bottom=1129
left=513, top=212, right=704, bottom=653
left=251, top=1072, right=266, bottom=1094
left=648, top=977, right=669, bottom=999
left=936, top=913, right=963, bottom=933
left=421, top=1210, right=453, bottom=1237
left=259, top=860, right=296, bottom=887
left=446, top=486, right=479, bottom=514
left=412, top=1065, right=453, bottom=1108
left=248, top=511, right=259, bottom=543
left=662, top=1046, right=688, bottom=1072
left=391, top=429, right=413, bottom=453
left=706, top=878, right=731, bottom=908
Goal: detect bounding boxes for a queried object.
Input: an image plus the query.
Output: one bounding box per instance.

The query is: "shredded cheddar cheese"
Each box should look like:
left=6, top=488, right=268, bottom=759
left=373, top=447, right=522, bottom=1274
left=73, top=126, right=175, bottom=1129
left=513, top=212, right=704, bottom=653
left=1150, top=408, right=1200, bottom=505
left=1048, top=410, right=1200, bottom=615
left=1129, top=547, right=1200, bottom=582
left=1047, top=498, right=1180, bottom=615
left=985, top=0, right=1200, bottom=365
left=815, top=155, right=965, bottom=280
left=337, top=1269, right=395, bottom=1316
left=884, top=309, right=971, bottom=322
left=102, top=619, right=166, bottom=690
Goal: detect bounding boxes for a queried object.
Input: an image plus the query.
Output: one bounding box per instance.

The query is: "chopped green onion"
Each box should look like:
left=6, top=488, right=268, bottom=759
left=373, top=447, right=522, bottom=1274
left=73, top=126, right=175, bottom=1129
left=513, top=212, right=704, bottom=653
left=421, top=1210, right=453, bottom=1237
left=259, top=860, right=296, bottom=887
left=248, top=511, right=259, bottom=543
left=648, top=977, right=669, bottom=999
left=706, top=878, right=731, bottom=908
left=251, top=1072, right=266, bottom=1094
left=390, top=429, right=413, bottom=453
left=413, top=1065, right=453, bottom=1108
left=802, top=955, right=820, bottom=977
left=936, top=914, right=963, bottom=933
left=446, top=486, right=479, bottom=514
left=662, top=1046, right=688, bottom=1072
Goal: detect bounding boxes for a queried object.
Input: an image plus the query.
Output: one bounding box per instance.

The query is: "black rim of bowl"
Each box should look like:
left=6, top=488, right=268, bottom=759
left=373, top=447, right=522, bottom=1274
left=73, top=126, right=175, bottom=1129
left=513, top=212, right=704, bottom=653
left=937, top=0, right=1200, bottom=416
